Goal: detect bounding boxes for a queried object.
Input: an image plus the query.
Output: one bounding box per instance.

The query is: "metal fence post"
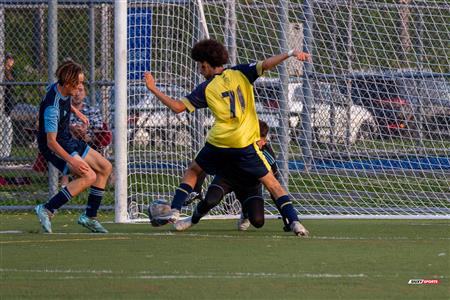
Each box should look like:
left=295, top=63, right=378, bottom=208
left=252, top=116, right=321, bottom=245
left=47, top=0, right=59, bottom=197
left=100, top=3, right=111, bottom=122
left=345, top=0, right=353, bottom=146
left=33, top=7, right=45, bottom=76
left=0, top=6, right=4, bottom=115
left=89, top=1, right=96, bottom=105
left=329, top=0, right=338, bottom=147
left=225, top=0, right=236, bottom=66
left=299, top=0, right=315, bottom=171
left=191, top=3, right=206, bottom=153
left=414, top=9, right=425, bottom=148
left=277, top=0, right=290, bottom=188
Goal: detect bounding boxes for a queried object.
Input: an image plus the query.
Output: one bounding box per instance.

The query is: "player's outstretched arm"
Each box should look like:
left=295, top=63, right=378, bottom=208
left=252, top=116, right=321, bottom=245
left=71, top=105, right=89, bottom=125
left=144, top=72, right=187, bottom=114
left=261, top=50, right=311, bottom=72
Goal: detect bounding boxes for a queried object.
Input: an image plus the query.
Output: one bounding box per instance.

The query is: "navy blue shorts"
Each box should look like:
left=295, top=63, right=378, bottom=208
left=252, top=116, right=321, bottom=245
left=40, top=139, right=90, bottom=175
left=225, top=178, right=263, bottom=203
left=195, top=142, right=270, bottom=180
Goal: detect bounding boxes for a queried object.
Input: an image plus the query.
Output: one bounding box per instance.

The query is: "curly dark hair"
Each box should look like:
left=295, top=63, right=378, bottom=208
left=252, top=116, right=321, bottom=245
left=56, top=60, right=83, bottom=86
left=191, top=39, right=228, bottom=67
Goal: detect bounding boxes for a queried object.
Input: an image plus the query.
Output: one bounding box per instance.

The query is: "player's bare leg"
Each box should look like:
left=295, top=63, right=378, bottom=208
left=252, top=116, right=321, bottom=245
left=65, top=155, right=97, bottom=196
left=83, top=149, right=113, bottom=189
left=259, top=172, right=287, bottom=200
left=180, top=161, right=204, bottom=188
left=36, top=155, right=96, bottom=233
left=165, top=161, right=204, bottom=224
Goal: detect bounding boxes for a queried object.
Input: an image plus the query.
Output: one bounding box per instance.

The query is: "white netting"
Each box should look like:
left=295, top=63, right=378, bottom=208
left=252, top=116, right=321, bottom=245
left=124, top=0, right=450, bottom=220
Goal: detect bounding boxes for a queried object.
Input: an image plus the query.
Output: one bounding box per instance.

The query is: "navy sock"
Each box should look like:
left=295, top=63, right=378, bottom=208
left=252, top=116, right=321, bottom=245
left=85, top=186, right=104, bottom=218
left=272, top=198, right=290, bottom=230
left=171, top=183, right=193, bottom=211
left=191, top=205, right=205, bottom=224
left=44, top=187, right=72, bottom=213
left=275, top=195, right=299, bottom=224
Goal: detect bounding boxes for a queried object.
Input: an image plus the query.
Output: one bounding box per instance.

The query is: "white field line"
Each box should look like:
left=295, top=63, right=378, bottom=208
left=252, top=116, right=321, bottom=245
left=22, top=230, right=450, bottom=240
left=0, top=268, right=367, bottom=279
left=0, top=236, right=130, bottom=244
left=35, top=232, right=450, bottom=240
left=1, top=232, right=449, bottom=244
left=0, top=268, right=114, bottom=274
left=1, top=268, right=448, bottom=280
left=407, top=223, right=450, bottom=226
left=129, top=273, right=368, bottom=279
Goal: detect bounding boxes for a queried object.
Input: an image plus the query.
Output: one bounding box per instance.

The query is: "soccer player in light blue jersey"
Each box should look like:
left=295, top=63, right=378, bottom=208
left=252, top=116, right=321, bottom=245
left=35, top=60, right=112, bottom=233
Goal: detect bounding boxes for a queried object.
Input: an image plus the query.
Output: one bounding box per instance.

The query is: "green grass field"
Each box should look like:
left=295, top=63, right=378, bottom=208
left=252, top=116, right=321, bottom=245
left=0, top=213, right=449, bottom=300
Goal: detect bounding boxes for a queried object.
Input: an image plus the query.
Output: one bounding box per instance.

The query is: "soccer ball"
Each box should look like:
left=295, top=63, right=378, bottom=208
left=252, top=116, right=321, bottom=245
left=148, top=199, right=171, bottom=227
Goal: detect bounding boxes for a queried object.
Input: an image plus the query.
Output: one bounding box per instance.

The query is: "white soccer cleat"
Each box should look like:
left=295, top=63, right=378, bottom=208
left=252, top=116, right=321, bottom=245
left=154, top=208, right=180, bottom=224
left=173, top=217, right=193, bottom=231
left=290, top=221, right=309, bottom=237
left=167, top=209, right=180, bottom=223
left=237, top=213, right=250, bottom=231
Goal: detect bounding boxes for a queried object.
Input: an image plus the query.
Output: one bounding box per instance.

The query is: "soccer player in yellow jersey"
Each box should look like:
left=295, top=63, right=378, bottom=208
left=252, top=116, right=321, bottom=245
left=174, top=120, right=305, bottom=236
left=144, top=39, right=310, bottom=236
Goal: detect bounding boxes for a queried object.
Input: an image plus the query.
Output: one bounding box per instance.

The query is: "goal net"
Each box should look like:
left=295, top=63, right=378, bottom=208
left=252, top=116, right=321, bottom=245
left=119, top=0, right=450, bottom=221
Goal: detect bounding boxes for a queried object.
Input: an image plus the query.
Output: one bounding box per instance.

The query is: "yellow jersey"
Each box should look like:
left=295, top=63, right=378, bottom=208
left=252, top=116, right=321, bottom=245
left=182, top=61, right=264, bottom=148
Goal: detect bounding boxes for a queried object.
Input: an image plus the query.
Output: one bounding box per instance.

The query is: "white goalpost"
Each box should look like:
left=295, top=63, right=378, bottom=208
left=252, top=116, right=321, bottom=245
left=115, top=0, right=450, bottom=222
left=114, top=0, right=128, bottom=223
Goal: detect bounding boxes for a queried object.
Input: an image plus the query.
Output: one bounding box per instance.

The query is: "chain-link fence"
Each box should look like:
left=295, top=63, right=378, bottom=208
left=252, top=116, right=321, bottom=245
left=1, top=0, right=449, bottom=218
left=0, top=1, right=114, bottom=211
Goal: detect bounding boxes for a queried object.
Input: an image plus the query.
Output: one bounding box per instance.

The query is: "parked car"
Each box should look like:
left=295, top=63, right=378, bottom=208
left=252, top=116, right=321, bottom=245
left=253, top=78, right=377, bottom=144
left=345, top=73, right=414, bottom=137
left=111, top=83, right=215, bottom=147
left=111, top=83, right=188, bottom=146
left=402, top=76, right=450, bottom=138
left=340, top=71, right=450, bottom=138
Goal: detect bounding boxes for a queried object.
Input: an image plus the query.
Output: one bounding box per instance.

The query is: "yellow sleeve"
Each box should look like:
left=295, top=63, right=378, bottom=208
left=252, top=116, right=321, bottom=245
left=181, top=98, right=196, bottom=113
left=256, top=61, right=264, bottom=76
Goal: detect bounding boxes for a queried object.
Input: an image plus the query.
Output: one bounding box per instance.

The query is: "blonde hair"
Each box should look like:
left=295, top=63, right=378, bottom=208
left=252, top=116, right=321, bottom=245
left=55, top=60, right=83, bottom=86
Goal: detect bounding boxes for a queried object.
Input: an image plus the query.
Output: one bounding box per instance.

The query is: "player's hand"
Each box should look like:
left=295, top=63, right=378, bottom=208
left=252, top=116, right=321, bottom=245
left=69, top=157, right=90, bottom=175
left=78, top=113, right=89, bottom=126
left=71, top=105, right=90, bottom=126
left=292, top=50, right=311, bottom=62
left=144, top=72, right=157, bottom=92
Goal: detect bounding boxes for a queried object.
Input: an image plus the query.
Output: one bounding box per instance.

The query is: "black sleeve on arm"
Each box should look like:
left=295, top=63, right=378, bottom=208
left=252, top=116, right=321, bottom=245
left=183, top=81, right=209, bottom=112
left=231, top=62, right=264, bottom=84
